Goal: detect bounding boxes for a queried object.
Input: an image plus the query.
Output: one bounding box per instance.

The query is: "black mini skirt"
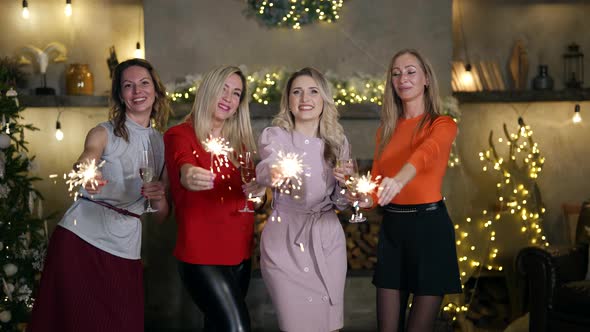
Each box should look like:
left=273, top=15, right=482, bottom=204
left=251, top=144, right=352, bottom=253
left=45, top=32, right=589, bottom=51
left=372, top=200, right=462, bottom=295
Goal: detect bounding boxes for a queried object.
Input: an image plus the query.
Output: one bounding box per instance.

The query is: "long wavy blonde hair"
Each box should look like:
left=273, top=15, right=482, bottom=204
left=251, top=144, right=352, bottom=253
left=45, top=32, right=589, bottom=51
left=109, top=58, right=171, bottom=141
left=377, top=49, right=442, bottom=157
left=273, top=67, right=345, bottom=167
left=186, top=66, right=256, bottom=163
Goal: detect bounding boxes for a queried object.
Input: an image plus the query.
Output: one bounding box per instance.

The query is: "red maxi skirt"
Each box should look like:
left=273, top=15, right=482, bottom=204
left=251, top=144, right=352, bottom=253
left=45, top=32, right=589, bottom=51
left=27, top=226, right=144, bottom=332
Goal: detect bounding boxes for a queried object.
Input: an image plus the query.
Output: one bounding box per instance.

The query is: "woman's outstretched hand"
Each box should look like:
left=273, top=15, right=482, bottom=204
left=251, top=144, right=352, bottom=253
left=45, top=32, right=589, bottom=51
left=181, top=165, right=215, bottom=191
left=376, top=177, right=403, bottom=206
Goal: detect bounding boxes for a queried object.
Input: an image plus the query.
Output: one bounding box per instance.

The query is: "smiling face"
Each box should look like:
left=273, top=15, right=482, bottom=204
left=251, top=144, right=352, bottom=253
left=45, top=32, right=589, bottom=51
left=120, top=65, right=156, bottom=116
left=288, top=75, right=324, bottom=125
left=391, top=53, right=429, bottom=103
left=212, top=73, right=243, bottom=124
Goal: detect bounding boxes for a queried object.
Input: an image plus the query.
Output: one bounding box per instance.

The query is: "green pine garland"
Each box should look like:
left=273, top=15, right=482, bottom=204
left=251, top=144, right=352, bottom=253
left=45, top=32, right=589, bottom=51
left=247, top=0, right=344, bottom=29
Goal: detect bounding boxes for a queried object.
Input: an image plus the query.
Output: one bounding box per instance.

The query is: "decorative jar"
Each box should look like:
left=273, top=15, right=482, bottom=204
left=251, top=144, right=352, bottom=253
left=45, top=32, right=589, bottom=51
left=66, top=64, right=94, bottom=95
left=532, top=65, right=554, bottom=90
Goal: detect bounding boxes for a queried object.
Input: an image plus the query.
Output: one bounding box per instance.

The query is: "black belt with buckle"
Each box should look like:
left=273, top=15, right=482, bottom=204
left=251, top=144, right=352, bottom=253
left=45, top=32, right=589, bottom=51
left=384, top=200, right=445, bottom=213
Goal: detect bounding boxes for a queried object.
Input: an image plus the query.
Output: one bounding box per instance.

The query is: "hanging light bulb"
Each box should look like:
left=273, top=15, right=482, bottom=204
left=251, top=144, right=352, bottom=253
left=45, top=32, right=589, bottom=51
left=64, top=0, right=72, bottom=16
left=460, top=63, right=475, bottom=90
left=22, top=0, right=30, bottom=19
left=134, top=42, right=143, bottom=59
left=55, top=120, right=64, bottom=141
left=572, top=104, right=582, bottom=124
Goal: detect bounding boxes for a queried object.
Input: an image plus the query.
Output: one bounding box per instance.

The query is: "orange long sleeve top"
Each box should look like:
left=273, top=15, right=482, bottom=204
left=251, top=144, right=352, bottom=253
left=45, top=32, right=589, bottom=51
left=371, top=114, right=457, bottom=205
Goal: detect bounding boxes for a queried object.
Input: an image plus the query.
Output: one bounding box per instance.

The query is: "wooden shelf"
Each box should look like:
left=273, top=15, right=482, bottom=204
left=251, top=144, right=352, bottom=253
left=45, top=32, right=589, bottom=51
left=20, top=96, right=381, bottom=120
left=147, top=102, right=380, bottom=120
left=21, top=90, right=590, bottom=112
left=20, top=95, right=109, bottom=108
left=453, top=89, right=590, bottom=103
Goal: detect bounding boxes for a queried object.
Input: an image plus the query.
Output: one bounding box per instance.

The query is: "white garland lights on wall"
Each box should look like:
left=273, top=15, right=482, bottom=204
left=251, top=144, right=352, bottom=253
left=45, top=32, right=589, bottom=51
left=166, top=68, right=386, bottom=107
left=442, top=116, right=550, bottom=320
left=248, top=0, right=344, bottom=30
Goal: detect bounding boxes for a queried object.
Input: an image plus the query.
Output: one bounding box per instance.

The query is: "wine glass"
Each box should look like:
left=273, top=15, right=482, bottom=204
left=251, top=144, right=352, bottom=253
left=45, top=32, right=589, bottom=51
left=139, top=149, right=158, bottom=213
left=343, top=160, right=366, bottom=223
left=334, top=158, right=356, bottom=205
left=238, top=151, right=256, bottom=213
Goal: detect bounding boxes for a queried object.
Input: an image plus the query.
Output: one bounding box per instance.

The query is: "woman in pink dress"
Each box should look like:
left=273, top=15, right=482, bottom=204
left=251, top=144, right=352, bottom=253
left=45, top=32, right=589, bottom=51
left=256, top=67, right=350, bottom=331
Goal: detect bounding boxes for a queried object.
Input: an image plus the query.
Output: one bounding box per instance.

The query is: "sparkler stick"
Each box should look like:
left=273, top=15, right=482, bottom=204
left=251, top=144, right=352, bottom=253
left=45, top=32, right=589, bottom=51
left=202, top=136, right=233, bottom=173
left=272, top=151, right=304, bottom=195
left=2, top=277, right=12, bottom=301
left=347, top=171, right=381, bottom=223
left=354, top=171, right=381, bottom=196
left=66, top=159, right=105, bottom=201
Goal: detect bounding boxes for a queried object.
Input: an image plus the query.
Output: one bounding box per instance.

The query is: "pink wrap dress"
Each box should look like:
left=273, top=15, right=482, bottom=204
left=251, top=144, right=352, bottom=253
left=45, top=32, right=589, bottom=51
left=256, top=127, right=349, bottom=331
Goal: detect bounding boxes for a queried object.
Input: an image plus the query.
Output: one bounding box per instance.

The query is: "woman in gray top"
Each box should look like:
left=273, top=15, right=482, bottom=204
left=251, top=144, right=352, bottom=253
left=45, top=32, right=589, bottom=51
left=256, top=67, right=350, bottom=332
left=28, top=58, right=170, bottom=332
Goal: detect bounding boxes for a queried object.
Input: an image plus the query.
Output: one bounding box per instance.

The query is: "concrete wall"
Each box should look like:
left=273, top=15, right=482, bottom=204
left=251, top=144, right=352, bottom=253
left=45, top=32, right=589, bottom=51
left=451, top=101, right=590, bottom=249
left=144, top=0, right=453, bottom=96
left=0, top=0, right=143, bottom=95
left=452, top=0, right=590, bottom=90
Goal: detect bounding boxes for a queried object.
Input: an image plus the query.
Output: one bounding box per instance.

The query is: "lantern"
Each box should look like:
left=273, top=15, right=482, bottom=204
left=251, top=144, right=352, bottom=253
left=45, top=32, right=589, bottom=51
left=563, top=43, right=584, bottom=89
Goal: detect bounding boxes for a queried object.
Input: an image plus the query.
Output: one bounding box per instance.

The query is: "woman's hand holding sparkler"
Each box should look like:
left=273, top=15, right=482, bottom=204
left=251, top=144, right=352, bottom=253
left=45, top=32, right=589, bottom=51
left=83, top=171, right=107, bottom=195
left=270, top=167, right=283, bottom=186
left=180, top=164, right=215, bottom=191
left=68, top=159, right=107, bottom=199
left=332, top=167, right=348, bottom=189
left=376, top=176, right=403, bottom=206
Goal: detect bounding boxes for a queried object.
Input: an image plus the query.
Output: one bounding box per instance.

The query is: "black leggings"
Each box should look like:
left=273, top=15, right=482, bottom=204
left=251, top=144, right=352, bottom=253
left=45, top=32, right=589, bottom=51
left=178, top=259, right=252, bottom=332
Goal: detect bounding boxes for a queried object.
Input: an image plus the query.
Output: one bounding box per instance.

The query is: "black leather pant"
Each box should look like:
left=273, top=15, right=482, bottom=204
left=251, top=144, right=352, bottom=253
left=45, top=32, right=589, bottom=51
left=178, top=259, right=252, bottom=332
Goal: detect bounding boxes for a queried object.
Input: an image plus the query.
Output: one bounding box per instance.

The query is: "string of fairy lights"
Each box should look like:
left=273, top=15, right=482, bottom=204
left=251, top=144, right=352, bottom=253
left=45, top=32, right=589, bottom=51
left=442, top=116, right=550, bottom=320
left=166, top=69, right=385, bottom=107
left=248, top=0, right=344, bottom=30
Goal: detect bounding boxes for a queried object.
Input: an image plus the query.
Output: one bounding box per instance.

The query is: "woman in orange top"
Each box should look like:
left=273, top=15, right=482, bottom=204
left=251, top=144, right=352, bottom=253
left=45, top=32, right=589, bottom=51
left=164, top=66, right=265, bottom=332
left=367, top=49, right=462, bottom=332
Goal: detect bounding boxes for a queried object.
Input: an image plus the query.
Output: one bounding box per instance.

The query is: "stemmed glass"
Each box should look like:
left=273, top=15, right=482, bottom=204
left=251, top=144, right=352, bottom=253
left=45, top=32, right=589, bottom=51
left=334, top=158, right=356, bottom=205
left=139, top=149, right=158, bottom=213
left=343, top=159, right=366, bottom=223
left=238, top=151, right=256, bottom=213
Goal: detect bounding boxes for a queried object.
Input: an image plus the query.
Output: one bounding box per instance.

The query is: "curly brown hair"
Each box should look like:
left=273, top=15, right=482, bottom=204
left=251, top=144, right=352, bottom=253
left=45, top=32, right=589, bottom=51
left=109, top=58, right=171, bottom=141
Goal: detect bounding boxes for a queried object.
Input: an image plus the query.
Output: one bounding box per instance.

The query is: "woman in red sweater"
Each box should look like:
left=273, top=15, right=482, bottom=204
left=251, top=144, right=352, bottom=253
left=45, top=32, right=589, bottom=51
left=368, top=49, right=462, bottom=331
left=164, top=66, right=264, bottom=332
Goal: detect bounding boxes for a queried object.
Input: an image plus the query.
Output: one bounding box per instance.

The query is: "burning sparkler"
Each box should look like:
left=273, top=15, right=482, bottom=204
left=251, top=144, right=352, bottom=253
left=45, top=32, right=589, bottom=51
left=347, top=171, right=381, bottom=223
left=203, top=136, right=233, bottom=173
left=272, top=151, right=304, bottom=196
left=66, top=159, right=105, bottom=200
left=355, top=171, right=381, bottom=196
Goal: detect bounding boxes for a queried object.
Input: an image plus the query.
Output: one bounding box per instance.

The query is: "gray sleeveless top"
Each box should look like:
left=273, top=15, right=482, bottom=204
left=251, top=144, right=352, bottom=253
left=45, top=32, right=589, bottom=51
left=58, top=117, right=165, bottom=259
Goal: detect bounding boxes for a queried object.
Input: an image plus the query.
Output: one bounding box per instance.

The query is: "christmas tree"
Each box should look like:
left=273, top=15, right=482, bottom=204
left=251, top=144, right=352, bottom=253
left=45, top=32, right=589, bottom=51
left=0, top=91, right=46, bottom=331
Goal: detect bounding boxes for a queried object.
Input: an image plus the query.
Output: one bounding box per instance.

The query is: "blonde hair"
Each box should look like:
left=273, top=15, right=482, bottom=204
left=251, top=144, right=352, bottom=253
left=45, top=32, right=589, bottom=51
left=109, top=58, right=171, bottom=141
left=273, top=67, right=345, bottom=166
left=377, top=49, right=441, bottom=157
left=187, top=66, right=256, bottom=161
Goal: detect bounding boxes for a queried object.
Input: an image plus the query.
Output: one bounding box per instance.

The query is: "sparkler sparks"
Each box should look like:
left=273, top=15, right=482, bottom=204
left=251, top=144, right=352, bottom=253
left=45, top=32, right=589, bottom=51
left=347, top=171, right=380, bottom=223
left=203, top=136, right=233, bottom=172
left=66, top=159, right=105, bottom=200
left=354, top=171, right=381, bottom=195
left=272, top=151, right=304, bottom=195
